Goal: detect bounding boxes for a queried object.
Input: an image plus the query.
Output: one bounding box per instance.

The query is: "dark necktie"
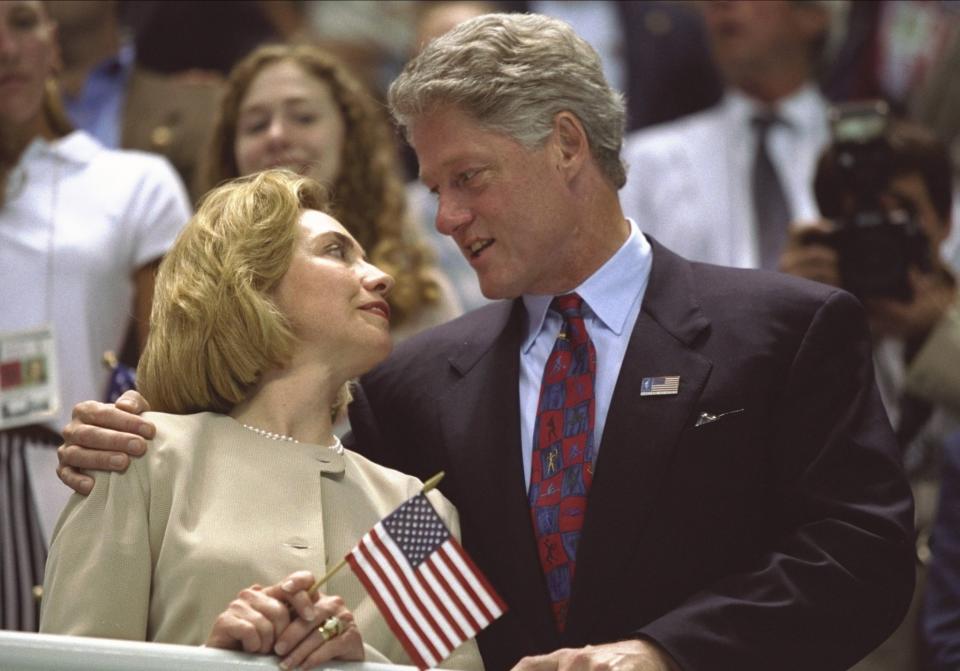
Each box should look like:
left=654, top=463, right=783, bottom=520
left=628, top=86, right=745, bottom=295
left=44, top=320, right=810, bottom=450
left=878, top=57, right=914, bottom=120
left=528, top=293, right=596, bottom=631
left=752, top=114, right=791, bottom=270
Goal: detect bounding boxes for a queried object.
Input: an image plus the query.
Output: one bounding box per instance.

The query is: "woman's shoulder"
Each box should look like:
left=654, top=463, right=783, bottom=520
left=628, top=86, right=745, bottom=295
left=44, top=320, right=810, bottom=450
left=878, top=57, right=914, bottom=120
left=144, top=409, right=220, bottom=430
left=141, top=411, right=230, bottom=455
left=342, top=448, right=423, bottom=497
left=341, top=449, right=458, bottom=524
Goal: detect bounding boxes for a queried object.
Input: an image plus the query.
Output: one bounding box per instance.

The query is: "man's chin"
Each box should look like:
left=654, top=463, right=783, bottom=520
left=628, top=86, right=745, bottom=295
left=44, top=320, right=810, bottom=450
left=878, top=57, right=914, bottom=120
left=477, top=277, right=518, bottom=301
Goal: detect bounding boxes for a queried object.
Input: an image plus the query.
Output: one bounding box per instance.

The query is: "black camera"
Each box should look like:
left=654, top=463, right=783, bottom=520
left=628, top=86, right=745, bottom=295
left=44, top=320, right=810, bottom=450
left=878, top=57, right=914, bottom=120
left=813, top=101, right=931, bottom=301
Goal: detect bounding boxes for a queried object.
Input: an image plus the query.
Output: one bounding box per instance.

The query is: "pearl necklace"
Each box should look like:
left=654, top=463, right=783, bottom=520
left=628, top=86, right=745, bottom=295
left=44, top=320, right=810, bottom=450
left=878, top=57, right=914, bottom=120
left=240, top=423, right=344, bottom=454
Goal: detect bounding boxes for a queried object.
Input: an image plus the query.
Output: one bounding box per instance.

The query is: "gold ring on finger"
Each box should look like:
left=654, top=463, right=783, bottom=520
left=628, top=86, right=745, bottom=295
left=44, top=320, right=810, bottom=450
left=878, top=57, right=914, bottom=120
left=319, top=615, right=342, bottom=642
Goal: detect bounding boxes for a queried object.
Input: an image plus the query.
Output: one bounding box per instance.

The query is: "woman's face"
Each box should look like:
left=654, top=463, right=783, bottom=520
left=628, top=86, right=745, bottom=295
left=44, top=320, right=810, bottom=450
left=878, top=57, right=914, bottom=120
left=273, top=209, right=395, bottom=376
left=234, top=60, right=347, bottom=188
left=0, top=1, right=57, bottom=128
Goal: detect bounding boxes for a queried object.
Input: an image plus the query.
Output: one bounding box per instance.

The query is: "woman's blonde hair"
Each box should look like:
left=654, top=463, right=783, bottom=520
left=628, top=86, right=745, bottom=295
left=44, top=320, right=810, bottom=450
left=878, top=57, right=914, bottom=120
left=199, top=43, right=438, bottom=327
left=137, top=169, right=350, bottom=419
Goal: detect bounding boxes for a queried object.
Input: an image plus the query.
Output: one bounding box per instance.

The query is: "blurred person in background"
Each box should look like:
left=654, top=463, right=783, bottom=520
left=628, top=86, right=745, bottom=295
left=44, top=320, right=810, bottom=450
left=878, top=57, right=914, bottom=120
left=45, top=0, right=222, bottom=203
left=620, top=0, right=831, bottom=271
left=496, top=0, right=722, bottom=133
left=121, top=0, right=285, bottom=77
left=0, top=0, right=189, bottom=631
left=823, top=0, right=960, bottom=153
left=198, top=43, right=461, bottom=342
left=40, top=170, right=482, bottom=671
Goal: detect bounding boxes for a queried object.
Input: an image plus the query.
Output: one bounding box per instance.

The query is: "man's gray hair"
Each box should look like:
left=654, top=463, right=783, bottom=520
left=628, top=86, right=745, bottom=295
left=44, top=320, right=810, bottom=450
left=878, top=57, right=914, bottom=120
left=389, top=13, right=627, bottom=189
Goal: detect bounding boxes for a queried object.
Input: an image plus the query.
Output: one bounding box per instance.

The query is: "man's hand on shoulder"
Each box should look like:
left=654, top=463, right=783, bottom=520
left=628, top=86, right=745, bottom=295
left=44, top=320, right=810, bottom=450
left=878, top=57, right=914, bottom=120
left=511, top=639, right=682, bottom=671
left=58, top=390, right=155, bottom=495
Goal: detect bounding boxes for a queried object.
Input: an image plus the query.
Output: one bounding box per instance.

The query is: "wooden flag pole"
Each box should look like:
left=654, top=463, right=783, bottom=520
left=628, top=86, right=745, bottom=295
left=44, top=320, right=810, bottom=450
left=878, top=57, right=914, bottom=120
left=421, top=471, right=445, bottom=494
left=307, top=471, right=445, bottom=595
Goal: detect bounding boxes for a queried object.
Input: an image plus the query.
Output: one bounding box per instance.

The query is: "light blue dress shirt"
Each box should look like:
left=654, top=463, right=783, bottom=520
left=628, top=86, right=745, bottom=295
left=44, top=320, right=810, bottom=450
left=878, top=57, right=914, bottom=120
left=63, top=41, right=136, bottom=150
left=519, top=219, right=652, bottom=488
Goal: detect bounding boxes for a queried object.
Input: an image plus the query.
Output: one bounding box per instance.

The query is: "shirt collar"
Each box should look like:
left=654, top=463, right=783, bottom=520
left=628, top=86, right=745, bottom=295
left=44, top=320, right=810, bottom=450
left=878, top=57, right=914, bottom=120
left=21, top=130, right=104, bottom=166
left=724, top=83, right=826, bottom=134
left=521, top=218, right=651, bottom=352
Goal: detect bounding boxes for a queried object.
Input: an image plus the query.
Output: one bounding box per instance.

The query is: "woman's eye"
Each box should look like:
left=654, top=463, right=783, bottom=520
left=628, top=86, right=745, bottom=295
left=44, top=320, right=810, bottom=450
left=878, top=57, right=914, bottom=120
left=294, top=113, right=317, bottom=125
left=325, top=243, right=346, bottom=259
left=240, top=119, right=268, bottom=135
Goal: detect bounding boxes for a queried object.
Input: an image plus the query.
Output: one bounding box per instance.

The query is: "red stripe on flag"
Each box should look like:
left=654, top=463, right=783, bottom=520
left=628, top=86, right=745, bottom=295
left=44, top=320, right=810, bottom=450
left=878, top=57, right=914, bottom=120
left=447, top=538, right=509, bottom=612
left=359, top=532, right=443, bottom=665
left=369, top=526, right=457, bottom=653
left=426, top=550, right=484, bottom=633
left=345, top=550, right=430, bottom=670
left=420, top=558, right=479, bottom=638
left=436, top=545, right=496, bottom=623
left=414, top=558, right=469, bottom=643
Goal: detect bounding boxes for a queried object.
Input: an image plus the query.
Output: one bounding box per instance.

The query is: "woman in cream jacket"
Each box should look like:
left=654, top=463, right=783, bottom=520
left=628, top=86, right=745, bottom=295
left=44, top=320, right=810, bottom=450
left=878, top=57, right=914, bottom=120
left=40, top=170, right=482, bottom=671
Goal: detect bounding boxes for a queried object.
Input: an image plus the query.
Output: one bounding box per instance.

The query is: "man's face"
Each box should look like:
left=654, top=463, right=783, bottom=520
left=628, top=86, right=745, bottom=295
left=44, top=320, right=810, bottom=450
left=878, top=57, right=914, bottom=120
left=885, top=172, right=950, bottom=260
left=702, top=0, right=820, bottom=84
left=411, top=105, right=584, bottom=299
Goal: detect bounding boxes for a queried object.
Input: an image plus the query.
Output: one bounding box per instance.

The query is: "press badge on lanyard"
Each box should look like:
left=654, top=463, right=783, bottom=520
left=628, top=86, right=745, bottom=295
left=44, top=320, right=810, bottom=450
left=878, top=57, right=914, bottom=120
left=0, top=326, right=60, bottom=430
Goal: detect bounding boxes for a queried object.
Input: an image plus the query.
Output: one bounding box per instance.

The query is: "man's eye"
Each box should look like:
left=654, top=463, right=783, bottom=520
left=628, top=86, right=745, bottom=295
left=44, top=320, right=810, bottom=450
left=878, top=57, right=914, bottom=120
left=457, top=170, right=478, bottom=187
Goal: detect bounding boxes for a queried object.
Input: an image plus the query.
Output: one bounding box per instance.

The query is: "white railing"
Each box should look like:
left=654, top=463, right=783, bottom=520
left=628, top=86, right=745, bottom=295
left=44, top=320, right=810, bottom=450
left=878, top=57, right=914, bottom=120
left=0, top=631, right=415, bottom=671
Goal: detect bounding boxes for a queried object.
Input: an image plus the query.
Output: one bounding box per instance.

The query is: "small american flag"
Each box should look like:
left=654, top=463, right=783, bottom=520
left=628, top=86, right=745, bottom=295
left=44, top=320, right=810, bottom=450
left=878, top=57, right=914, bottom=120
left=640, top=375, right=680, bottom=396
left=346, top=492, right=506, bottom=669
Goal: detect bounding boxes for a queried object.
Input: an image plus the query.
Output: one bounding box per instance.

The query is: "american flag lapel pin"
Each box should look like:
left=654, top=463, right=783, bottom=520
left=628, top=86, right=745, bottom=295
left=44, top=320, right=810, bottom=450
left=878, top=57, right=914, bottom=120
left=641, top=375, right=680, bottom=397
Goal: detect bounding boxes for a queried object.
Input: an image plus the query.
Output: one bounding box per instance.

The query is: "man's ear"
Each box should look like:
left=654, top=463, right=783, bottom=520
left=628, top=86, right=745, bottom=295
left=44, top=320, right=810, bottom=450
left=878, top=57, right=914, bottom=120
left=552, top=111, right=589, bottom=180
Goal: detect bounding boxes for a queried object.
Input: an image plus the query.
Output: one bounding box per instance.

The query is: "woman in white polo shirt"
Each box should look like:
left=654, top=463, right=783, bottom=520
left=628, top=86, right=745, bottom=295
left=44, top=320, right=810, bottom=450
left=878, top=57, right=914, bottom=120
left=0, top=0, right=190, bottom=631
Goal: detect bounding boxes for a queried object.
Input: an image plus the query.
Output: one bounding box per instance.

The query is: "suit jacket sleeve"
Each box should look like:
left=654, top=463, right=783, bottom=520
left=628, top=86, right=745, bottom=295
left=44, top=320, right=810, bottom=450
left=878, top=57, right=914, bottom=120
left=39, top=457, right=152, bottom=639
left=638, top=289, right=916, bottom=670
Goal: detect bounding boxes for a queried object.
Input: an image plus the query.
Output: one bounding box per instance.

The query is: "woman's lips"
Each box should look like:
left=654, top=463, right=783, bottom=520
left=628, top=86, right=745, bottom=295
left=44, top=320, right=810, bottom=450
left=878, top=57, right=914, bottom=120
left=360, top=301, right=391, bottom=321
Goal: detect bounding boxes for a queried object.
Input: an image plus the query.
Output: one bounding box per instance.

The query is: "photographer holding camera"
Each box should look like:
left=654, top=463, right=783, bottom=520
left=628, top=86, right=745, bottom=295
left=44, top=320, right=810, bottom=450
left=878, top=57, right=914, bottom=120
left=781, top=107, right=959, bottom=443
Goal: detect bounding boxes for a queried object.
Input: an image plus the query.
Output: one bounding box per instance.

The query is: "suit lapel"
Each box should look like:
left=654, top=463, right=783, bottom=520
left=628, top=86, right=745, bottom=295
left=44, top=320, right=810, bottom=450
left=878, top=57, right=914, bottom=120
left=566, top=239, right=713, bottom=637
left=437, top=300, right=560, bottom=650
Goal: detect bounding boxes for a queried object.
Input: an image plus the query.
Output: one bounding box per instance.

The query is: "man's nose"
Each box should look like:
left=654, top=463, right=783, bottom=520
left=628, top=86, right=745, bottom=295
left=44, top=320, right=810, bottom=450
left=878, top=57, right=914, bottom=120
left=435, top=195, right=473, bottom=236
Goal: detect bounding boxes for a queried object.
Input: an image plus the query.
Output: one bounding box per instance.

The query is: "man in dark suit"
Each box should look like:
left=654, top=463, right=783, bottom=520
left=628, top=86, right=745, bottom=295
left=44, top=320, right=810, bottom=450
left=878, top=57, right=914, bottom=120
left=58, top=13, right=914, bottom=671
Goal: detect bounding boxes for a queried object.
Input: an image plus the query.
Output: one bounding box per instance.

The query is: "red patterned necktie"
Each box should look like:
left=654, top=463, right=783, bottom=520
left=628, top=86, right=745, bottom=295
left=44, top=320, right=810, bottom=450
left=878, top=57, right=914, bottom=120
left=528, top=292, right=596, bottom=631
